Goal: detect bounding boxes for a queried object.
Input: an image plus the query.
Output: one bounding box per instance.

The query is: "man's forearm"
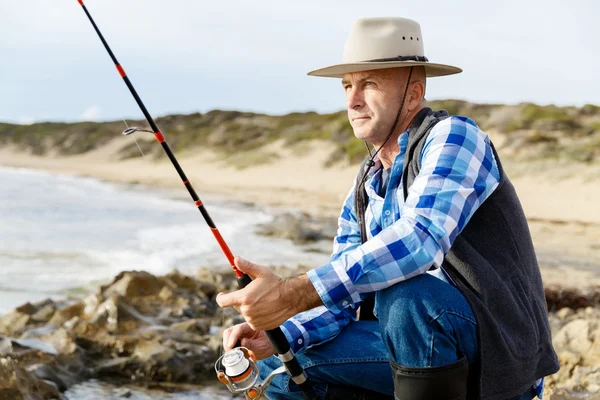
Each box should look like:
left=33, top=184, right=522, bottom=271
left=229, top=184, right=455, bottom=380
left=284, top=274, right=323, bottom=315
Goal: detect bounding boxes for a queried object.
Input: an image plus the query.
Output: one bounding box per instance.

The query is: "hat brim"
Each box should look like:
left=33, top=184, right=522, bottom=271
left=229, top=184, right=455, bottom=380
left=307, top=61, right=462, bottom=78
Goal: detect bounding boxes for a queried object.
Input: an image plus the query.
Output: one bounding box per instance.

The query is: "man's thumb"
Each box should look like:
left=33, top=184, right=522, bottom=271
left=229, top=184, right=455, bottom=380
left=234, top=256, right=265, bottom=279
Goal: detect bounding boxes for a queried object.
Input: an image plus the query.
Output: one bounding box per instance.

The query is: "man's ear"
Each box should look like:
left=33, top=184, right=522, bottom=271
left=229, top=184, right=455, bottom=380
left=407, top=81, right=425, bottom=111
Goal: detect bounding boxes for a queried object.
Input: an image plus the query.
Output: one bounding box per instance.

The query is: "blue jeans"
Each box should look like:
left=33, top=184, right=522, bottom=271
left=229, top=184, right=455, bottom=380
left=258, top=274, right=535, bottom=399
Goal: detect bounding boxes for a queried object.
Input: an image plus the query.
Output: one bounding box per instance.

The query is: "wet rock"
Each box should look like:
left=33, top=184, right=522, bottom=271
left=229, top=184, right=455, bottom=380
left=29, top=361, right=81, bottom=392
left=0, top=357, right=62, bottom=400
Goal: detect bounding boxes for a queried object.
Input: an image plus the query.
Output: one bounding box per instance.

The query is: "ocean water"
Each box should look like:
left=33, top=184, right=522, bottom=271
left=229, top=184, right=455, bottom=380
left=0, top=166, right=331, bottom=314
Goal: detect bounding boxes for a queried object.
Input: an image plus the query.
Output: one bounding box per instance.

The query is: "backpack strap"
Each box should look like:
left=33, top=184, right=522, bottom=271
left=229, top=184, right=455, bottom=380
left=354, top=156, right=377, bottom=321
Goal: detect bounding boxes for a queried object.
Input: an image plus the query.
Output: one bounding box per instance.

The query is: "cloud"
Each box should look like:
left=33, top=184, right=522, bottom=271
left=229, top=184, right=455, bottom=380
left=80, top=106, right=101, bottom=121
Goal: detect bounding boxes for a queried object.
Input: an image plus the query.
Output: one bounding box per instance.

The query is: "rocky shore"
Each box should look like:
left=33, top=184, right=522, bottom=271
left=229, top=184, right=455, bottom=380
left=0, top=265, right=598, bottom=399
left=0, top=269, right=243, bottom=399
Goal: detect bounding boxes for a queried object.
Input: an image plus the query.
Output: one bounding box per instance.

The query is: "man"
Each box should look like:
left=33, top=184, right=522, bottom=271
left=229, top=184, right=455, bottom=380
left=217, top=17, right=559, bottom=400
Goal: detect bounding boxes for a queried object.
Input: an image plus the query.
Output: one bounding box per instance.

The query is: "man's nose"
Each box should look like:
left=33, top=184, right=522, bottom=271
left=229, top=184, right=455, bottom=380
left=346, top=88, right=364, bottom=110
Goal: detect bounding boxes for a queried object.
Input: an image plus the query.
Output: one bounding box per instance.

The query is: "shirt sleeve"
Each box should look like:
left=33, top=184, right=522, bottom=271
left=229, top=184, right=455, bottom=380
left=280, top=184, right=363, bottom=353
left=307, top=116, right=501, bottom=313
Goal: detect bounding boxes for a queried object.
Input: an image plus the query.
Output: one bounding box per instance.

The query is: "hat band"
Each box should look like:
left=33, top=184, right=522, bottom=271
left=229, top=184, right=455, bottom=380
left=364, top=55, right=429, bottom=63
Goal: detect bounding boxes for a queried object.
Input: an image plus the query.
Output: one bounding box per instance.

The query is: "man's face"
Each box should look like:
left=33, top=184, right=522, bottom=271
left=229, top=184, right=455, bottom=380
left=342, top=68, right=407, bottom=145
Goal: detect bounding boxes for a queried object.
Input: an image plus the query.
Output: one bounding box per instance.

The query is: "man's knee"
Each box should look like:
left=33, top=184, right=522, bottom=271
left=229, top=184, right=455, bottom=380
left=375, top=273, right=477, bottom=367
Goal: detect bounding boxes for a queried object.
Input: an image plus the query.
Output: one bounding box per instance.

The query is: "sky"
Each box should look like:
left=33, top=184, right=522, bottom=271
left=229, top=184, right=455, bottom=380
left=0, top=0, right=598, bottom=124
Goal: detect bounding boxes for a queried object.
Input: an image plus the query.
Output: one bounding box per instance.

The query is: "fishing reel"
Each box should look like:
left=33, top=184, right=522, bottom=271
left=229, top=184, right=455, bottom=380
left=215, top=347, right=287, bottom=399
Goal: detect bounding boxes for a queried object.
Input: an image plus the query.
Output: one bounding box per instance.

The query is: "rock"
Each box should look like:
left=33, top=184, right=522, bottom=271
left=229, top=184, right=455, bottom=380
left=15, top=302, right=38, bottom=315
left=134, top=340, right=175, bottom=364
left=196, top=268, right=234, bottom=294
left=556, top=307, right=573, bottom=320
left=93, top=357, right=133, bottom=376
left=256, top=211, right=338, bottom=244
left=45, top=329, right=77, bottom=355
left=118, top=389, right=133, bottom=398
left=48, top=301, right=84, bottom=327
left=89, top=295, right=154, bottom=333
left=102, top=271, right=165, bottom=298
left=553, top=319, right=593, bottom=354
left=32, top=304, right=57, bottom=323
left=169, top=319, right=209, bottom=335
left=0, top=311, right=31, bottom=336
left=545, top=285, right=600, bottom=311
left=166, top=270, right=199, bottom=291
left=159, top=286, right=175, bottom=302
left=0, top=357, right=62, bottom=399
left=29, top=362, right=81, bottom=392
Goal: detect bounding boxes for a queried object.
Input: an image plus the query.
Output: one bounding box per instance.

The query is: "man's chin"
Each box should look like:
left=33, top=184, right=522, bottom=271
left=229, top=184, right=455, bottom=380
left=352, top=128, right=371, bottom=141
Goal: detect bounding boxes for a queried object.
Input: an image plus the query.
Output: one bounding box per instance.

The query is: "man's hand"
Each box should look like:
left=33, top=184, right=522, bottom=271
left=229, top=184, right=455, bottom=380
left=216, top=257, right=322, bottom=331
left=223, top=323, right=275, bottom=360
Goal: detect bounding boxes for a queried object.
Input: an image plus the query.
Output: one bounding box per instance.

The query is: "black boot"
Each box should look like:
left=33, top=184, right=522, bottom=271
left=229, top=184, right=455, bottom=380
left=390, top=357, right=469, bottom=400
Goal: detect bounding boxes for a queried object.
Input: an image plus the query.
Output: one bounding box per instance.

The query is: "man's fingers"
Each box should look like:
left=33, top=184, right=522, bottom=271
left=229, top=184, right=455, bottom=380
left=225, top=323, right=254, bottom=350
left=223, top=327, right=232, bottom=350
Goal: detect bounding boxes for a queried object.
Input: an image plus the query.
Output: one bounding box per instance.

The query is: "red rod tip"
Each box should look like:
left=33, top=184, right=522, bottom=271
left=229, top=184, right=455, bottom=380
left=77, top=0, right=83, bottom=5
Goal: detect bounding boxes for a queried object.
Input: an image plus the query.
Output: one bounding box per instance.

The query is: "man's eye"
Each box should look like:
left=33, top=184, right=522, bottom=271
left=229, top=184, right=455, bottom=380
left=365, top=81, right=375, bottom=87
left=344, top=85, right=352, bottom=91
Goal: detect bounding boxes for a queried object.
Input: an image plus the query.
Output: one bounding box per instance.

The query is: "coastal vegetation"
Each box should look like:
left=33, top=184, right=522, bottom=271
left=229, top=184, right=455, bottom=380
left=1, top=101, right=599, bottom=167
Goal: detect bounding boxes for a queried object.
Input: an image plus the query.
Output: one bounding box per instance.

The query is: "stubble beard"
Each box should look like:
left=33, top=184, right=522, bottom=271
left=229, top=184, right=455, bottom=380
left=353, top=117, right=394, bottom=149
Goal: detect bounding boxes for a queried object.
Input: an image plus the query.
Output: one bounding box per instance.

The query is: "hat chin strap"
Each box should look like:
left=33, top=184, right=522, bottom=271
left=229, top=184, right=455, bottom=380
left=362, top=66, right=414, bottom=171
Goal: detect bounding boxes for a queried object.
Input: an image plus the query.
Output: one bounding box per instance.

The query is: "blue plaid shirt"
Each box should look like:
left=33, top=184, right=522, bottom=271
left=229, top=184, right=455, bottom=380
left=280, top=115, right=544, bottom=398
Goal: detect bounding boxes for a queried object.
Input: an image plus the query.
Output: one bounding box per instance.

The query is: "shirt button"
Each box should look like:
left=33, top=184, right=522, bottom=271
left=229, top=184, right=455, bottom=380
left=385, top=210, right=391, bottom=216
left=298, top=339, right=303, bottom=344
left=342, top=300, right=349, bottom=307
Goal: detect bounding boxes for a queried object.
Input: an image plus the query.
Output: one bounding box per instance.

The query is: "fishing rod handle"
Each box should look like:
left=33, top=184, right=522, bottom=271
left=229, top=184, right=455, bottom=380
left=236, top=275, right=318, bottom=400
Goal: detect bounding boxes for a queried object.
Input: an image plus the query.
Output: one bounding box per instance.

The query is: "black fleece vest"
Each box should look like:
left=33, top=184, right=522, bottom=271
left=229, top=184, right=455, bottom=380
left=357, top=108, right=559, bottom=399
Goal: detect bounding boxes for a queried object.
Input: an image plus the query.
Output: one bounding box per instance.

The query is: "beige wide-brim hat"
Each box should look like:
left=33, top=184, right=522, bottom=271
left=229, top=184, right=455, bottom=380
left=308, top=17, right=462, bottom=78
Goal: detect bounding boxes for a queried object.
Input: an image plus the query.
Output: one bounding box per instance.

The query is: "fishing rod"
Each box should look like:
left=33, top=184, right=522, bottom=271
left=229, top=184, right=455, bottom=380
left=75, top=2, right=317, bottom=399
